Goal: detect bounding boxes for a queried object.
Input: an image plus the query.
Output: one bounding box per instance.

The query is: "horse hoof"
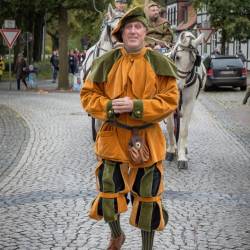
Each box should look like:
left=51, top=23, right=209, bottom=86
left=178, top=161, right=188, bottom=169
left=166, top=152, right=175, bottom=161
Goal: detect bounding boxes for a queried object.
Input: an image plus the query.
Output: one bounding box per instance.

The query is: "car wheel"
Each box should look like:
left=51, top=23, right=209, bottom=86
left=240, top=86, right=247, bottom=91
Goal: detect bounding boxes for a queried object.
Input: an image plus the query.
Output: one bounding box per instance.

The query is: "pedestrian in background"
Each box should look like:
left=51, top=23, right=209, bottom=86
left=68, top=49, right=78, bottom=87
left=73, top=48, right=81, bottom=68
left=212, top=47, right=221, bottom=56
left=80, top=7, right=178, bottom=250
left=50, top=50, right=59, bottom=83
left=68, top=50, right=78, bottom=74
left=242, top=88, right=250, bottom=104
left=79, top=51, right=86, bottom=66
left=0, top=55, right=5, bottom=81
left=237, top=50, right=247, bottom=67
left=14, top=54, right=28, bottom=90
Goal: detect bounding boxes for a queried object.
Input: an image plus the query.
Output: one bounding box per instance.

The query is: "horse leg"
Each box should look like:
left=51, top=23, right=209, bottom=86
left=166, top=114, right=177, bottom=161
left=177, top=98, right=195, bottom=169
left=243, top=88, right=250, bottom=104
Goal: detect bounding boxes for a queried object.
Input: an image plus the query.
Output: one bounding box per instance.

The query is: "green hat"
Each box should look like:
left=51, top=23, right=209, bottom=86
left=112, top=6, right=148, bottom=42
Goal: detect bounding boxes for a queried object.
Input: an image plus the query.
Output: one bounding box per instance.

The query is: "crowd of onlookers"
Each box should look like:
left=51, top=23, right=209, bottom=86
left=50, top=48, right=86, bottom=85
left=0, top=48, right=87, bottom=90
left=0, top=46, right=248, bottom=99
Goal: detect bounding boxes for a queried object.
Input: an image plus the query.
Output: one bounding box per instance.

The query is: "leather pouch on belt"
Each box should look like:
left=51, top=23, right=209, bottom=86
left=128, top=129, right=150, bottom=164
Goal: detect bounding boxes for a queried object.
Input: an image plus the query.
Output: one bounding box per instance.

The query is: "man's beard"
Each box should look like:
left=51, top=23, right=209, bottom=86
left=150, top=15, right=159, bottom=22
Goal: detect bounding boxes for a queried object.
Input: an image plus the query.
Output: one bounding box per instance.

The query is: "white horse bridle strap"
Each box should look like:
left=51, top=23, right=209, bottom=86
left=173, top=45, right=198, bottom=79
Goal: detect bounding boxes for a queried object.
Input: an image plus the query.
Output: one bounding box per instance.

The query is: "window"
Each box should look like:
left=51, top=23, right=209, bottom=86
left=168, top=8, right=170, bottom=23
left=173, top=7, right=176, bottom=25
left=183, top=6, right=188, bottom=23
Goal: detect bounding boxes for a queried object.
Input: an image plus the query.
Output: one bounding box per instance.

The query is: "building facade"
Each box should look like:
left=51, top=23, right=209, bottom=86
left=165, top=0, right=250, bottom=69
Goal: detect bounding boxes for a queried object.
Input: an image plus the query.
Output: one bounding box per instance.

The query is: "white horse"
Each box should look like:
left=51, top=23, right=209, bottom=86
left=79, top=4, right=123, bottom=140
left=80, top=4, right=123, bottom=84
left=165, top=31, right=207, bottom=169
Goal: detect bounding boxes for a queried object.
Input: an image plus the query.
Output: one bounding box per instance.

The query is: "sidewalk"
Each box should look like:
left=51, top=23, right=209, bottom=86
left=1, top=71, right=249, bottom=92
left=0, top=79, right=74, bottom=92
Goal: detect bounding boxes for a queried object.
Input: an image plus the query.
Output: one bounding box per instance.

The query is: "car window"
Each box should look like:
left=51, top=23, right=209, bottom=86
left=211, top=58, right=243, bottom=68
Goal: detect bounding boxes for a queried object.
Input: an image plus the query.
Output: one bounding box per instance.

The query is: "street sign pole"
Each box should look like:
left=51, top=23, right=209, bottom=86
left=0, top=27, right=21, bottom=90
left=27, top=32, right=29, bottom=65
left=9, top=48, right=11, bottom=90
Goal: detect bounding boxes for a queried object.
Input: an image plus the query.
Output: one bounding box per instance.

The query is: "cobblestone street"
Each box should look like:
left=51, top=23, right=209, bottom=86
left=0, top=87, right=249, bottom=250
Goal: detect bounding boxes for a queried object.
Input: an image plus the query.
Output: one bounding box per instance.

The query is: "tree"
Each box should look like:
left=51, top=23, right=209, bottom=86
left=193, top=0, right=250, bottom=54
left=40, top=0, right=113, bottom=90
left=0, top=0, right=46, bottom=62
left=0, top=0, right=113, bottom=89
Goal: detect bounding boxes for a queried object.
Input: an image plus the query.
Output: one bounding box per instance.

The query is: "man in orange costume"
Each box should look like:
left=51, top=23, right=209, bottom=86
left=80, top=7, right=178, bottom=250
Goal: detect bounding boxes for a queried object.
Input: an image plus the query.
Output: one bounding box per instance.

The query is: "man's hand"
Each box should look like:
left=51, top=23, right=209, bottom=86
left=112, top=97, right=134, bottom=114
left=154, top=44, right=161, bottom=50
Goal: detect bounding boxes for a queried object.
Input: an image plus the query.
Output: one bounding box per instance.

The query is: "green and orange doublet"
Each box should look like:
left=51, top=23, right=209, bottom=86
left=80, top=47, right=178, bottom=231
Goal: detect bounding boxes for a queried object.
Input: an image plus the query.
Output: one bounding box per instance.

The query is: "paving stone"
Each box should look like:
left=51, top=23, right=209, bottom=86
left=0, top=90, right=249, bottom=249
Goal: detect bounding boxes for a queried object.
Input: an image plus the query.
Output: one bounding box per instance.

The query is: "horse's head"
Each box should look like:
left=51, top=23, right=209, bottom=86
left=81, top=4, right=123, bottom=83
left=171, top=31, right=204, bottom=89
left=101, top=4, right=123, bottom=45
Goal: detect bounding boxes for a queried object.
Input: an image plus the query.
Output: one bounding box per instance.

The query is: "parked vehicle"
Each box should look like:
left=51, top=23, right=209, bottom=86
left=203, top=55, right=247, bottom=91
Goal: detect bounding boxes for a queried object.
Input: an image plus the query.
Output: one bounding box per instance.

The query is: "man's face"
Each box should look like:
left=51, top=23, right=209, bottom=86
left=115, top=2, right=127, bottom=12
left=148, top=5, right=160, bottom=21
left=122, top=21, right=147, bottom=51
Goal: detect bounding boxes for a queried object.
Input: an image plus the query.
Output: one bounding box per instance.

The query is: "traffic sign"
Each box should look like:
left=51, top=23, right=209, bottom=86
left=197, top=28, right=216, bottom=43
left=4, top=20, right=16, bottom=28
left=0, top=29, right=21, bottom=48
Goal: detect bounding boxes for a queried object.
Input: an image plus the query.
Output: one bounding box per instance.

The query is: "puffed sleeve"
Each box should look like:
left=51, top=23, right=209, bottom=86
left=134, top=76, right=178, bottom=123
left=80, top=79, right=113, bottom=121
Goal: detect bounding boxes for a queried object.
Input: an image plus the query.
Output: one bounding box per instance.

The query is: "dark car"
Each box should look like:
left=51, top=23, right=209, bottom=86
left=203, top=55, right=247, bottom=91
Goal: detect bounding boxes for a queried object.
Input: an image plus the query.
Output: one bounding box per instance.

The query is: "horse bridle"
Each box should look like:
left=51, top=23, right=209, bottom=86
left=82, top=15, right=122, bottom=80
left=102, top=15, right=122, bottom=49
left=171, top=44, right=200, bottom=78
left=171, top=40, right=203, bottom=111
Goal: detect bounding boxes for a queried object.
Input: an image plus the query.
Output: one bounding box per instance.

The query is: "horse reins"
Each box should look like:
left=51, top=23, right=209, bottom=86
left=171, top=44, right=202, bottom=90
left=170, top=37, right=203, bottom=112
left=82, top=16, right=121, bottom=81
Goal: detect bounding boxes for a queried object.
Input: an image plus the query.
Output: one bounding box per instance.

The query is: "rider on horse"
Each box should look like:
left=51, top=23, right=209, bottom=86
left=114, top=0, right=128, bottom=15
left=101, top=0, right=128, bottom=47
left=145, top=1, right=174, bottom=50
left=103, top=0, right=128, bottom=24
